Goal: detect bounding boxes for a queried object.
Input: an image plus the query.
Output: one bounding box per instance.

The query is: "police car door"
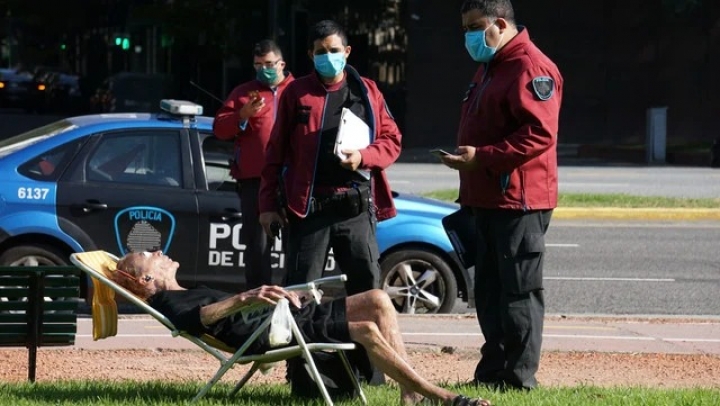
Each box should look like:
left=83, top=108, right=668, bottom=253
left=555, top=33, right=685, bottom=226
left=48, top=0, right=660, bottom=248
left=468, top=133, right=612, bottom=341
left=55, top=128, right=200, bottom=282
left=192, top=132, right=284, bottom=291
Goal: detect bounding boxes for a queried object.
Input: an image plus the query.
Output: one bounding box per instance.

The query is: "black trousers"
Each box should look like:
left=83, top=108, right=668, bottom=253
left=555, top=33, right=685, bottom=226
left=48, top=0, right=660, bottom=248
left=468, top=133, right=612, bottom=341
left=472, top=208, right=552, bottom=390
left=285, top=208, right=380, bottom=296
left=237, top=178, right=272, bottom=289
left=285, top=207, right=385, bottom=385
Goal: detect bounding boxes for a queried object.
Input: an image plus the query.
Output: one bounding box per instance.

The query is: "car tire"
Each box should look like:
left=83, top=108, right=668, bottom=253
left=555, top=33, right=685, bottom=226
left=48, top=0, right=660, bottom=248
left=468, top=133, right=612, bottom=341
left=0, top=245, right=77, bottom=312
left=380, top=249, right=458, bottom=314
left=0, top=244, right=69, bottom=267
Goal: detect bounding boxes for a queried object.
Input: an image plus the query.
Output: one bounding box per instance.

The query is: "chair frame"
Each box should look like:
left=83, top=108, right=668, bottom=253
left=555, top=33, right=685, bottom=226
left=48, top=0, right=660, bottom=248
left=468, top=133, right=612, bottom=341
left=69, top=251, right=367, bottom=405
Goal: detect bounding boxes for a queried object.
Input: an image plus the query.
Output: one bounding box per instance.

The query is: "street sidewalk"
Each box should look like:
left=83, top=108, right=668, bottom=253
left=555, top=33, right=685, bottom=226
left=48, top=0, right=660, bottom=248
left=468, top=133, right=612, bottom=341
left=74, top=314, right=720, bottom=356
left=398, top=314, right=720, bottom=355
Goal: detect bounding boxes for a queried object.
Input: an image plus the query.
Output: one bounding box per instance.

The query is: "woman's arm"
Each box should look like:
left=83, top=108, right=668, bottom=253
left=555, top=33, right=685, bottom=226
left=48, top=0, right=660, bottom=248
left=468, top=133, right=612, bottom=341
left=199, top=285, right=301, bottom=327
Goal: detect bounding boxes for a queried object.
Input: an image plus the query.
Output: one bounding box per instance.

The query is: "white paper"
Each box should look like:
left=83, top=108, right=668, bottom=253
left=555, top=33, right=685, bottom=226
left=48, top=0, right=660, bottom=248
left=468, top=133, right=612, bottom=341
left=334, top=108, right=371, bottom=180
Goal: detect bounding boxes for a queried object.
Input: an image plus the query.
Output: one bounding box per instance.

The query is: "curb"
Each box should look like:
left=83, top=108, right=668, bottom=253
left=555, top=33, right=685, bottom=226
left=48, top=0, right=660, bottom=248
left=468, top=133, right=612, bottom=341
left=554, top=207, right=720, bottom=221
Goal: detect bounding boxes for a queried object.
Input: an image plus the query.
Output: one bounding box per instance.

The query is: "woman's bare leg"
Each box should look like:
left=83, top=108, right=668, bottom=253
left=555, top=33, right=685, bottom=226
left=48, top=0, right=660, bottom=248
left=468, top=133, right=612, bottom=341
left=348, top=320, right=458, bottom=405
left=345, top=290, right=482, bottom=405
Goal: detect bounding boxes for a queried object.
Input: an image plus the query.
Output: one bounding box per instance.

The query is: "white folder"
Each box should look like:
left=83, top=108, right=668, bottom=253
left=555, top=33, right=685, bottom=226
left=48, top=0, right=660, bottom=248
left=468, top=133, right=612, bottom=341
left=334, top=108, right=371, bottom=180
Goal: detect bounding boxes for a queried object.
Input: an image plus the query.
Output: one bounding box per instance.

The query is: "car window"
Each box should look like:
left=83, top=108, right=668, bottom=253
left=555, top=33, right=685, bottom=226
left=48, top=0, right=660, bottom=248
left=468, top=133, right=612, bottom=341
left=200, top=134, right=234, bottom=192
left=86, top=130, right=182, bottom=187
left=18, top=139, right=85, bottom=181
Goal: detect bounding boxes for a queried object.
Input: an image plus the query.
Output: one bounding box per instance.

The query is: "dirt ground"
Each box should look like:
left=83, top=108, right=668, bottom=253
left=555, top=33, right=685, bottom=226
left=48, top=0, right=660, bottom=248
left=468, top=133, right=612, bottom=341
left=3, top=347, right=720, bottom=389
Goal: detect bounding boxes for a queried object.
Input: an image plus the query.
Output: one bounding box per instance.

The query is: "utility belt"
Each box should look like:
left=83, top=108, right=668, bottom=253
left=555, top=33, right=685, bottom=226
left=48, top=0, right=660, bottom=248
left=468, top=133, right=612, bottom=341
left=308, top=185, right=370, bottom=218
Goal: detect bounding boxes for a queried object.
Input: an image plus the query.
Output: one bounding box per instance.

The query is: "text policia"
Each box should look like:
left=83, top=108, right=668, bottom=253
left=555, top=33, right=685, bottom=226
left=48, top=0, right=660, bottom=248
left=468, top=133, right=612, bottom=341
left=208, top=223, right=337, bottom=270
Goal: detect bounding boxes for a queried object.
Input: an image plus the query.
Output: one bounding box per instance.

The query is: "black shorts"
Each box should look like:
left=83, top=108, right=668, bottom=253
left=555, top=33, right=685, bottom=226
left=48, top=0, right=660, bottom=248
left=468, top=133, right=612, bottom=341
left=224, top=298, right=350, bottom=355
left=291, top=298, right=351, bottom=345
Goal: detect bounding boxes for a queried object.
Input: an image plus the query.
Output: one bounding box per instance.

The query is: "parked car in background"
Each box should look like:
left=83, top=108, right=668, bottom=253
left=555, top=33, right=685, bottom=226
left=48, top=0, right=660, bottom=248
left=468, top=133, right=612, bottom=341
left=32, top=70, right=83, bottom=114
left=0, top=101, right=473, bottom=314
left=0, top=69, right=46, bottom=112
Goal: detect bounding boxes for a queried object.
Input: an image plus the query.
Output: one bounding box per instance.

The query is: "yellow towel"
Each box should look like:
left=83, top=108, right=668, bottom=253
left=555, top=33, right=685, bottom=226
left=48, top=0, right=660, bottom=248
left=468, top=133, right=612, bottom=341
left=75, top=251, right=119, bottom=340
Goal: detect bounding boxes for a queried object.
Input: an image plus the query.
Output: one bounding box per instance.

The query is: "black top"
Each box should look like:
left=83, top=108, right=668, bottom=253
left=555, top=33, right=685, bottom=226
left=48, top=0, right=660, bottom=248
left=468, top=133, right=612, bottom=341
left=314, top=78, right=370, bottom=189
left=148, top=287, right=273, bottom=353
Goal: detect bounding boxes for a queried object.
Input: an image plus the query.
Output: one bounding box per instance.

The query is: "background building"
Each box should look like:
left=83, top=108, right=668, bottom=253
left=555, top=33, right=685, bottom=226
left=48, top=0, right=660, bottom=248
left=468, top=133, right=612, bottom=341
left=1, top=0, right=718, bottom=149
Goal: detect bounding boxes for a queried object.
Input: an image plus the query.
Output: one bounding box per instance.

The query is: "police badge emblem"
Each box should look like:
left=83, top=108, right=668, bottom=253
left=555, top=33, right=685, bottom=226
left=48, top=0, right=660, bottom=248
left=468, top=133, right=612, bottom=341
left=114, top=206, right=176, bottom=255
left=531, top=76, right=554, bottom=101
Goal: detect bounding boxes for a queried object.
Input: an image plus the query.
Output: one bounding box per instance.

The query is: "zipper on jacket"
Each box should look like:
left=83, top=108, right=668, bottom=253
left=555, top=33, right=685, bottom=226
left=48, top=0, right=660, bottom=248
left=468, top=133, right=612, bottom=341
left=459, top=64, right=492, bottom=133
left=271, top=87, right=278, bottom=121
left=306, top=94, right=330, bottom=216
left=470, top=64, right=492, bottom=114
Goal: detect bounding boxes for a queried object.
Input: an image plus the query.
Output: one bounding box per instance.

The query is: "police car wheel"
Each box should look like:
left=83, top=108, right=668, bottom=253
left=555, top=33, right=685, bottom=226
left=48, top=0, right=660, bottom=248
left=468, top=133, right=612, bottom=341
left=380, top=249, right=458, bottom=315
left=0, top=245, right=77, bottom=312
left=0, top=244, right=69, bottom=267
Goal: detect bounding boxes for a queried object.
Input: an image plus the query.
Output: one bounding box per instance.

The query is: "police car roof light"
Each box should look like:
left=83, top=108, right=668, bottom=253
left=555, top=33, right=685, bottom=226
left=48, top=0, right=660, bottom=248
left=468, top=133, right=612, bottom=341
left=159, top=99, right=203, bottom=116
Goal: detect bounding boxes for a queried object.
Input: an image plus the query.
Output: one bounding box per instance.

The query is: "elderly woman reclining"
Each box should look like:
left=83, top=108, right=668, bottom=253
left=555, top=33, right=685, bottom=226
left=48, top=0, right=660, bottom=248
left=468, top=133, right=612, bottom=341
left=111, top=250, right=491, bottom=406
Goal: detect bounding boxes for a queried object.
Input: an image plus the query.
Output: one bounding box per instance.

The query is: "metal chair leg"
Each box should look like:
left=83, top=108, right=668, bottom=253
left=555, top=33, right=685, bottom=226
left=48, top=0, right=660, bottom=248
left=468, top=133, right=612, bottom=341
left=229, top=362, right=260, bottom=396
left=338, top=350, right=367, bottom=405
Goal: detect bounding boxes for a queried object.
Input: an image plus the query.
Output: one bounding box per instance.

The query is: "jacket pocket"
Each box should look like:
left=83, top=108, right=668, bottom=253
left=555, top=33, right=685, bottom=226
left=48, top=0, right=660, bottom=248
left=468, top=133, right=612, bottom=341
left=498, top=232, right=545, bottom=294
left=296, top=105, right=311, bottom=124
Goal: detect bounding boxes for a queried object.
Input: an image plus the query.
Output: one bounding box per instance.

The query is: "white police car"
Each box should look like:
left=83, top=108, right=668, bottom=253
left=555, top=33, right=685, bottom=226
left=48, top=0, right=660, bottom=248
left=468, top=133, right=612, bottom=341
left=0, top=100, right=473, bottom=314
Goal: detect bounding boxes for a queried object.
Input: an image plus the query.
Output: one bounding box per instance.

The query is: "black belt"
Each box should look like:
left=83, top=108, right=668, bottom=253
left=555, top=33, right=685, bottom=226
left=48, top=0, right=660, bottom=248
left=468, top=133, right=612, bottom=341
left=309, top=186, right=370, bottom=217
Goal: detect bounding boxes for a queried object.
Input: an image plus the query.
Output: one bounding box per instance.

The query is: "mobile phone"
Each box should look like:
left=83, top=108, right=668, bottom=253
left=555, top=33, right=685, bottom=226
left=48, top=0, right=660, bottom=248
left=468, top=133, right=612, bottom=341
left=429, top=148, right=450, bottom=157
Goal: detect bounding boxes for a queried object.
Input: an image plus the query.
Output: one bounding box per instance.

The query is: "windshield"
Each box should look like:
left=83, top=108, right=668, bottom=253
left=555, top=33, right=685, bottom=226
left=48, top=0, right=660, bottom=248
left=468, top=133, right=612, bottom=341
left=0, top=120, right=77, bottom=158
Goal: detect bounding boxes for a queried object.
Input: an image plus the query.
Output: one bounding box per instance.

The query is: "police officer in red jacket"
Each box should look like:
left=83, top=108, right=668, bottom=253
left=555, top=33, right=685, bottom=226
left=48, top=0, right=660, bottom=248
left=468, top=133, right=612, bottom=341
left=214, top=40, right=295, bottom=289
left=440, top=0, right=564, bottom=391
left=258, top=20, right=401, bottom=298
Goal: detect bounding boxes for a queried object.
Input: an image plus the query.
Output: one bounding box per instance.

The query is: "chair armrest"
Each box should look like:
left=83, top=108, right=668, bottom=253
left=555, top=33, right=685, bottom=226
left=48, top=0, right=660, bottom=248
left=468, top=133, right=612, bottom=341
left=309, top=274, right=348, bottom=287
left=285, top=282, right=321, bottom=305
left=285, top=275, right=348, bottom=305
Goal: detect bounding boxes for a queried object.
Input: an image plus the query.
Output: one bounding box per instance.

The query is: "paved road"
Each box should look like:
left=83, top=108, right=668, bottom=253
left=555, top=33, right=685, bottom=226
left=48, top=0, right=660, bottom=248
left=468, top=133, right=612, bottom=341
left=545, top=220, right=720, bottom=316
left=452, top=219, right=720, bottom=315
left=74, top=315, right=720, bottom=355
left=387, top=163, right=720, bottom=198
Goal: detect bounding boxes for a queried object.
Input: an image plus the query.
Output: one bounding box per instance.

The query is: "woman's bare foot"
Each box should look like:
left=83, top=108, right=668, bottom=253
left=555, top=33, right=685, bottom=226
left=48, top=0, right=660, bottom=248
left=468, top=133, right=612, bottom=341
left=448, top=395, right=492, bottom=406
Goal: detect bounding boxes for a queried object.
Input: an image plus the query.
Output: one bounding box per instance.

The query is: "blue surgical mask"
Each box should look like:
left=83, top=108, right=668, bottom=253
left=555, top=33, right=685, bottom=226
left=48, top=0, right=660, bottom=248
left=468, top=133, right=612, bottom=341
left=465, top=26, right=502, bottom=63
left=313, top=52, right=346, bottom=78
left=256, top=67, right=278, bottom=85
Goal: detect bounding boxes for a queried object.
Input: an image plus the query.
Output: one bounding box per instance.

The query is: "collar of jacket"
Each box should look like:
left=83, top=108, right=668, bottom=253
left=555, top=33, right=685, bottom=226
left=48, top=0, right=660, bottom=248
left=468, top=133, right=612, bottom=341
left=488, top=26, right=530, bottom=67
left=308, top=65, right=376, bottom=142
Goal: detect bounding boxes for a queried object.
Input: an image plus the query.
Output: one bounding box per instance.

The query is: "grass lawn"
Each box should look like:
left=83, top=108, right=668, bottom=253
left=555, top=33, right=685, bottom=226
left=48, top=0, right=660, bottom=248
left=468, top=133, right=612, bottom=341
left=1, top=381, right=719, bottom=405
left=422, top=190, right=720, bottom=209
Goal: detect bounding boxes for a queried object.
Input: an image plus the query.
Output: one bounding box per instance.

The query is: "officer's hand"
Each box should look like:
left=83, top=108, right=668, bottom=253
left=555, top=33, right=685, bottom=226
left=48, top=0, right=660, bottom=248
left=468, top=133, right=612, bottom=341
left=441, top=146, right=478, bottom=171
left=259, top=211, right=286, bottom=237
left=238, top=96, right=266, bottom=121
left=339, top=149, right=362, bottom=171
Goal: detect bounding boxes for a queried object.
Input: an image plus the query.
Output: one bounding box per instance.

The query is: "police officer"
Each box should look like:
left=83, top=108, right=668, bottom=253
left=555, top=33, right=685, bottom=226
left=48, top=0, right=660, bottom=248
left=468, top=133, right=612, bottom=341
left=213, top=40, right=294, bottom=289
left=440, top=0, right=564, bottom=391
left=258, top=20, right=401, bottom=298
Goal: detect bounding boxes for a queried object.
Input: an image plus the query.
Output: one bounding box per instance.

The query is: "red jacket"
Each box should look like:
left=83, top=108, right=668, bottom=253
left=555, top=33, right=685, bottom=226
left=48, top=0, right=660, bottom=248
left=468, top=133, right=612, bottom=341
left=213, top=74, right=295, bottom=180
left=457, top=28, right=563, bottom=210
left=259, top=67, right=402, bottom=220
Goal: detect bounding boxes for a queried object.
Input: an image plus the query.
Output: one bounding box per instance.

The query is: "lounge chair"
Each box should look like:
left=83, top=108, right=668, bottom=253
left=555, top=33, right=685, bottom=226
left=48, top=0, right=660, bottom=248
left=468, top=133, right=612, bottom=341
left=69, top=250, right=366, bottom=405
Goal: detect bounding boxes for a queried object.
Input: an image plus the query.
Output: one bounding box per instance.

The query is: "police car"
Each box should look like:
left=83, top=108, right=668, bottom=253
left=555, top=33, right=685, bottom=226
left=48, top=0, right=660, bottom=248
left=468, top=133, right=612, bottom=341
left=0, top=100, right=473, bottom=314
